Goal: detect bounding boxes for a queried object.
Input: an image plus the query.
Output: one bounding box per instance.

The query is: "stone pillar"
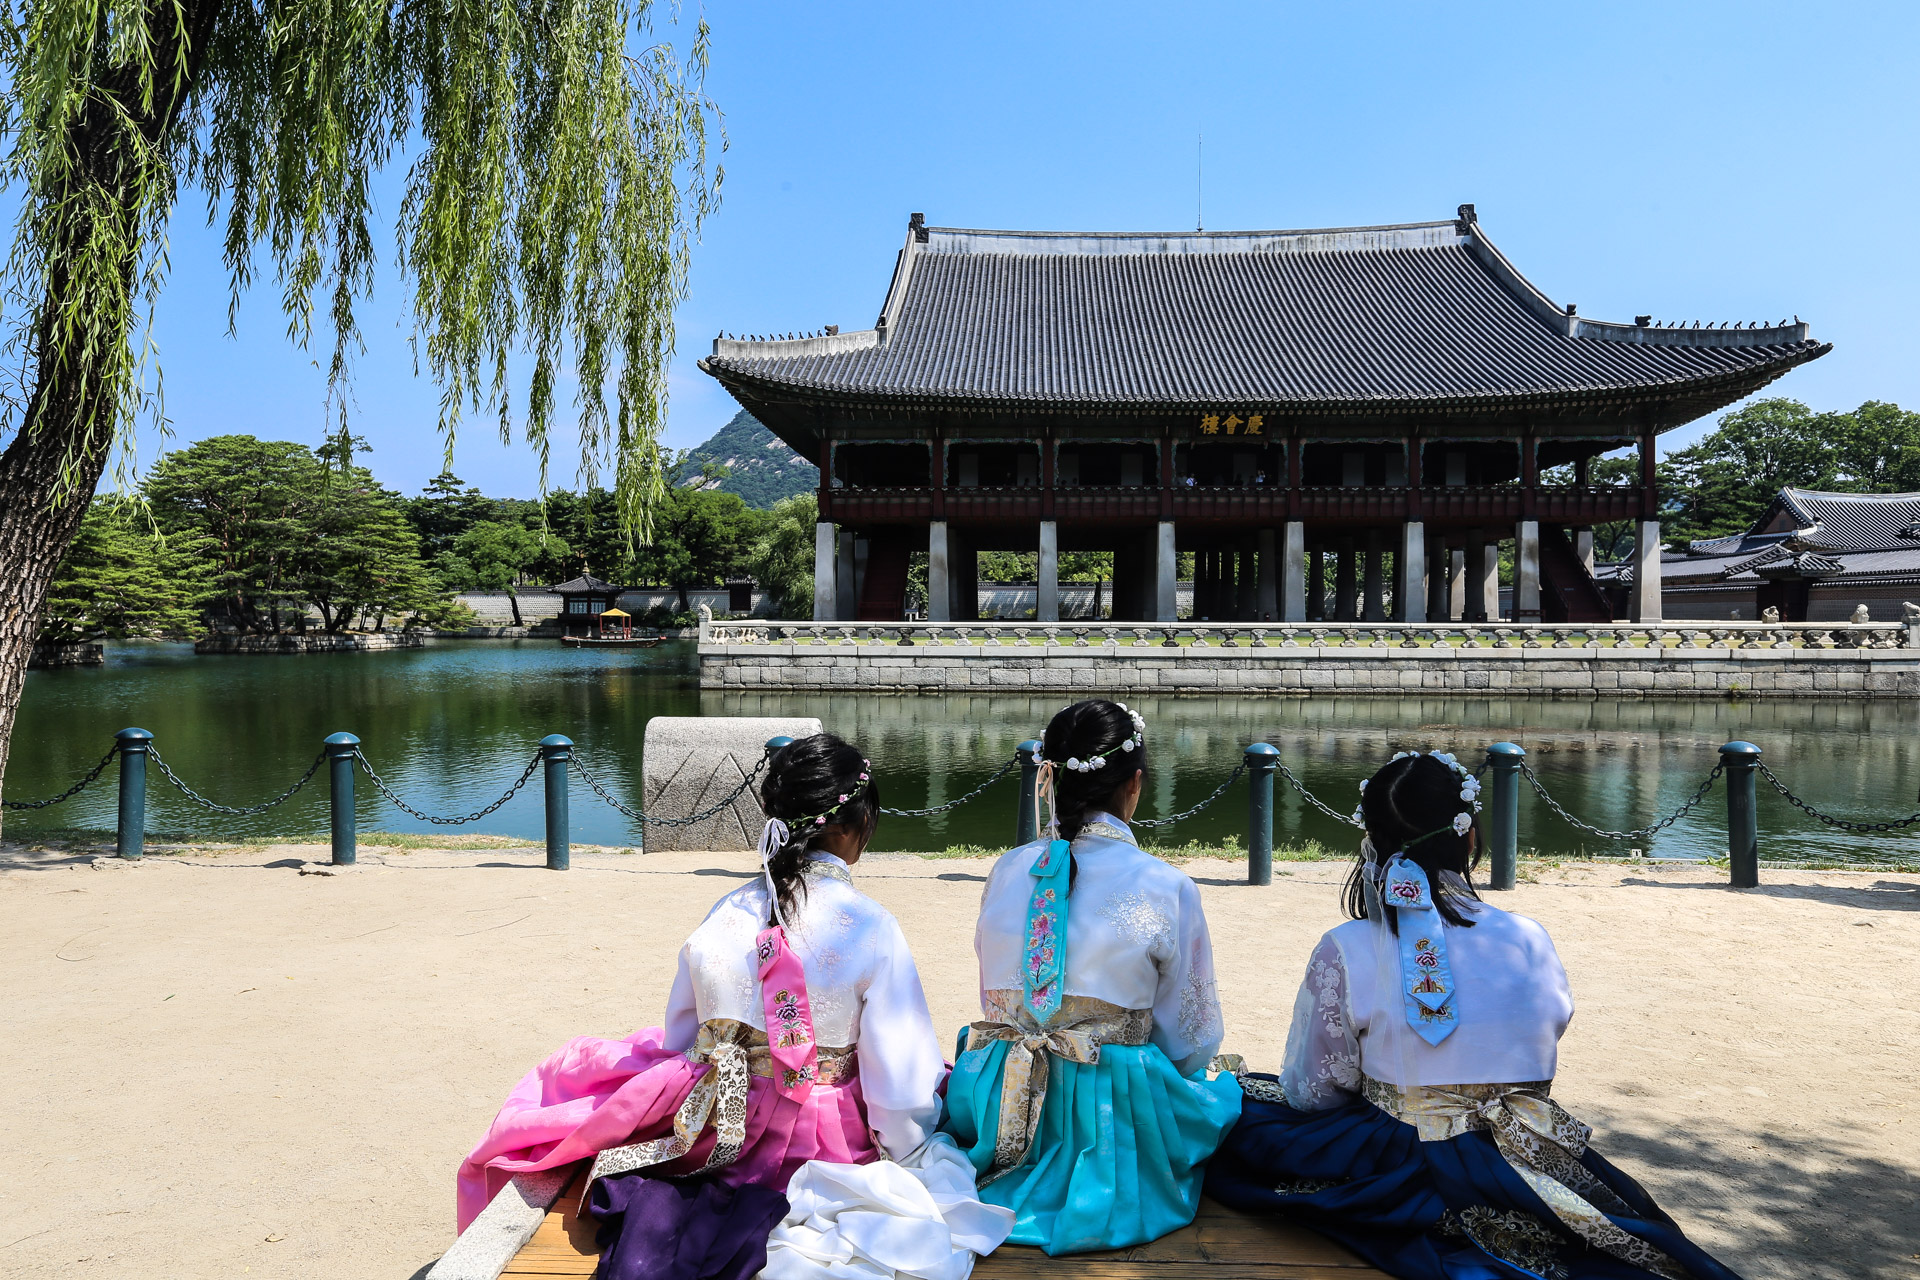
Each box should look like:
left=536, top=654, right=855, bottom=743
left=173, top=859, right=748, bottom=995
left=1258, top=528, right=1280, bottom=621
left=1335, top=539, right=1358, bottom=622
left=1280, top=523, right=1305, bottom=622
left=1633, top=520, right=1663, bottom=622
left=1362, top=531, right=1385, bottom=623
left=1514, top=520, right=1541, bottom=621
left=927, top=521, right=951, bottom=622
left=1468, top=532, right=1499, bottom=622
left=836, top=532, right=858, bottom=621
left=813, top=522, right=838, bottom=621
left=1426, top=534, right=1448, bottom=622
left=1449, top=548, right=1466, bottom=620
left=1400, top=522, right=1427, bottom=624
left=1156, top=522, right=1179, bottom=622
left=1037, top=520, right=1060, bottom=622
left=1237, top=545, right=1258, bottom=620
left=1308, top=546, right=1326, bottom=620
left=1576, top=527, right=1595, bottom=574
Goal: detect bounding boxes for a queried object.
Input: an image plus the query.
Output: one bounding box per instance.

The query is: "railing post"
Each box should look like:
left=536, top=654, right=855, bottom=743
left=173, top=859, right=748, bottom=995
left=1485, top=742, right=1524, bottom=891
left=1244, top=743, right=1278, bottom=885
left=1721, top=741, right=1761, bottom=888
left=325, top=733, right=360, bottom=866
left=541, top=735, right=573, bottom=871
left=114, top=728, right=152, bottom=860
left=1016, top=740, right=1044, bottom=845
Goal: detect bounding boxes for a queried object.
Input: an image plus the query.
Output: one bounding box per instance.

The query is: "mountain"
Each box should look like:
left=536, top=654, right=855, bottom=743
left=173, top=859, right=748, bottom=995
left=676, top=410, right=817, bottom=508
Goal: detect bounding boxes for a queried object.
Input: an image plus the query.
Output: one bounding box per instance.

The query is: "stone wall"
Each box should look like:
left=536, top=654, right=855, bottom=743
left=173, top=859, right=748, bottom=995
left=195, top=632, right=426, bottom=654
left=700, top=644, right=1920, bottom=698
left=28, top=641, right=104, bottom=668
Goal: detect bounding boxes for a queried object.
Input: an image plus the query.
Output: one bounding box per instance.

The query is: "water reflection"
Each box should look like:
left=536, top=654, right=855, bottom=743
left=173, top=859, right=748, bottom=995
left=9, top=640, right=1918, bottom=863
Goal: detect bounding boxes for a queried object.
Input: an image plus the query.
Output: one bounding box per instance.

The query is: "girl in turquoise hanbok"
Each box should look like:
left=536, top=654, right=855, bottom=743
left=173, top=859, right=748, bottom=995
left=940, top=699, right=1242, bottom=1255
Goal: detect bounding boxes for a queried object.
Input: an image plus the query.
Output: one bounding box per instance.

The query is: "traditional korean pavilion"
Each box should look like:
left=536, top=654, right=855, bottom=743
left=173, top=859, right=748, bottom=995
left=700, top=207, right=1828, bottom=624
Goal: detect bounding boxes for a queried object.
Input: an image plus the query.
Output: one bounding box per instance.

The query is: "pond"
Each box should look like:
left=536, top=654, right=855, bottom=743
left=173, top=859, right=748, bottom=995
left=8, top=639, right=1920, bottom=864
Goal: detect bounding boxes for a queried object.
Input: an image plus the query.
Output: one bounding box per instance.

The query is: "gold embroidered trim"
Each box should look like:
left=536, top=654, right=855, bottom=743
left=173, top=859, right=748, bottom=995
left=968, top=991, right=1152, bottom=1181
left=582, top=1019, right=854, bottom=1200
left=1363, top=1077, right=1689, bottom=1280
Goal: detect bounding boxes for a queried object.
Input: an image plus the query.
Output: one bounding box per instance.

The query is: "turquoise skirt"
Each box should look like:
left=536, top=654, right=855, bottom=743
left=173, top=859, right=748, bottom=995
left=940, top=1031, right=1242, bottom=1255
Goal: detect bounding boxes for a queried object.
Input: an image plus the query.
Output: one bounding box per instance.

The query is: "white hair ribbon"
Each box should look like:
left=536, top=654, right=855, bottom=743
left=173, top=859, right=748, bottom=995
left=757, top=817, right=793, bottom=931
left=1035, top=760, right=1060, bottom=840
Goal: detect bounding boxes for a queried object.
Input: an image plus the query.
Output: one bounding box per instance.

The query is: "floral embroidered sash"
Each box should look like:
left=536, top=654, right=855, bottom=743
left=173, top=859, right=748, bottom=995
left=756, top=925, right=819, bottom=1100
left=1381, top=856, right=1458, bottom=1045
left=1022, top=839, right=1072, bottom=1021
left=1363, top=1076, right=1690, bottom=1280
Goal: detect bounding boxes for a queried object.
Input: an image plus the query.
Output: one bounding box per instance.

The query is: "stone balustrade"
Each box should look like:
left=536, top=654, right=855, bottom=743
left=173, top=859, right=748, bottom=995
left=703, top=618, right=1916, bottom=653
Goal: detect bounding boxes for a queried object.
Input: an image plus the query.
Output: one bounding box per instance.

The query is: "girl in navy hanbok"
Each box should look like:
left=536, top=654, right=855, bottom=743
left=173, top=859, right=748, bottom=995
left=941, top=699, right=1242, bottom=1255
left=1205, top=750, right=1744, bottom=1280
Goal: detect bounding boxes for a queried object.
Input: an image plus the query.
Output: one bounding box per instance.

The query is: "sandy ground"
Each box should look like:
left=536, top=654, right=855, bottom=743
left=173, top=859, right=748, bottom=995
left=0, top=841, right=1915, bottom=1280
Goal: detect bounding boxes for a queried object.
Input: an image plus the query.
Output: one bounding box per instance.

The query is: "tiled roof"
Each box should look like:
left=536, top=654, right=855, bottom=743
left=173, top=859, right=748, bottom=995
left=549, top=574, right=621, bottom=594
left=1773, top=489, right=1920, bottom=552
left=703, top=211, right=1827, bottom=420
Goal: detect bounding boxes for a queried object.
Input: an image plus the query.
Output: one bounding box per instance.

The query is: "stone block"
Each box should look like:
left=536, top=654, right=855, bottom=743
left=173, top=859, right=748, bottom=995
left=642, top=714, right=822, bottom=853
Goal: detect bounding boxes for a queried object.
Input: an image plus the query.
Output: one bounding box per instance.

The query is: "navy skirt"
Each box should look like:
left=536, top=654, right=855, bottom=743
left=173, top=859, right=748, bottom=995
left=1204, top=1076, right=1744, bottom=1280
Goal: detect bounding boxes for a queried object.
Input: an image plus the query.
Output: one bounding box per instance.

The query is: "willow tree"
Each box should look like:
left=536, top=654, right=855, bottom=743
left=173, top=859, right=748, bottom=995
left=0, top=0, right=718, bottom=812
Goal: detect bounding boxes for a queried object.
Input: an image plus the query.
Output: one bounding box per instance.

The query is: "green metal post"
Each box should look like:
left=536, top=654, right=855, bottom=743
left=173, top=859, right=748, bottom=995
left=765, top=735, right=796, bottom=761
left=115, top=728, right=152, bottom=860
left=541, top=735, right=573, bottom=870
left=1016, top=740, right=1044, bottom=845
left=1485, top=742, right=1524, bottom=891
left=1245, top=743, right=1278, bottom=885
left=1721, top=741, right=1761, bottom=888
left=325, top=733, right=360, bottom=866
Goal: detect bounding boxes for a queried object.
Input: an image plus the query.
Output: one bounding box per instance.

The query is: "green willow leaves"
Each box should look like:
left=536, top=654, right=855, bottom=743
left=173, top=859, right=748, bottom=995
left=1, top=0, right=721, bottom=539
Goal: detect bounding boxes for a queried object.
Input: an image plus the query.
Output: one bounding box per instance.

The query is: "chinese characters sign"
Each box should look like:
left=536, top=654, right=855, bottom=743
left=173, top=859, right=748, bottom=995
left=1198, top=412, right=1264, bottom=436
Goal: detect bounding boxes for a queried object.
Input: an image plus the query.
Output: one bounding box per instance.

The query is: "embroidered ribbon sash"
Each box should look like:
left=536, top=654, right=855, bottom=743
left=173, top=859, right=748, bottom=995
left=1380, top=856, right=1458, bottom=1045
left=1021, top=839, right=1072, bottom=1022
left=965, top=994, right=1152, bottom=1182
left=756, top=926, right=819, bottom=1101
left=583, top=1019, right=853, bottom=1202
left=1363, top=1077, right=1689, bottom=1280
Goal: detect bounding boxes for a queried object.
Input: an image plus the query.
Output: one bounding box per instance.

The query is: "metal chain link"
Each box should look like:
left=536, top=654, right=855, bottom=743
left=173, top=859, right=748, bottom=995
left=1, top=743, right=118, bottom=810
left=1135, top=761, right=1248, bottom=828
left=572, top=752, right=770, bottom=827
left=1757, top=761, right=1920, bottom=832
left=881, top=755, right=1019, bottom=817
left=1274, top=760, right=1366, bottom=829
left=147, top=747, right=327, bottom=816
left=354, top=748, right=541, bottom=825
left=1520, top=759, right=1722, bottom=841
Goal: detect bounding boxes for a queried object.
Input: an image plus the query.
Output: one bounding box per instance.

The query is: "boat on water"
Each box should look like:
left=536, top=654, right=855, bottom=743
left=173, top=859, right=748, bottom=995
left=560, top=631, right=664, bottom=649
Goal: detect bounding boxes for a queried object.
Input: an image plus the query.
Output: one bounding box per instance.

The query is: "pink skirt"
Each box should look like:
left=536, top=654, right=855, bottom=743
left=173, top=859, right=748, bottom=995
left=456, top=1028, right=879, bottom=1231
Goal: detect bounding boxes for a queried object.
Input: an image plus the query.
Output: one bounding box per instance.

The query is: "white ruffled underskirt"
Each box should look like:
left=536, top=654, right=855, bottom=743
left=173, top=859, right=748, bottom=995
left=760, top=1134, right=1015, bottom=1280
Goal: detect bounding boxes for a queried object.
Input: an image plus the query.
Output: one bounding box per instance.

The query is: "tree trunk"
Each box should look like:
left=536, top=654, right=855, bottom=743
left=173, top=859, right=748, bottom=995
left=677, top=582, right=691, bottom=613
left=0, top=0, right=220, bottom=831
left=508, top=591, right=523, bottom=627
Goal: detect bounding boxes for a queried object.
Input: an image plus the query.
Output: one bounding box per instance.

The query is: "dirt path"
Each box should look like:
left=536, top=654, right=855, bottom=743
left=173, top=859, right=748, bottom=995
left=1, top=843, right=1913, bottom=1280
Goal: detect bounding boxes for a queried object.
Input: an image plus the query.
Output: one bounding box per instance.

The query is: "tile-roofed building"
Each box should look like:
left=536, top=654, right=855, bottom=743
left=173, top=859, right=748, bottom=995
left=1664, top=489, right=1920, bottom=622
left=702, top=207, right=1829, bottom=626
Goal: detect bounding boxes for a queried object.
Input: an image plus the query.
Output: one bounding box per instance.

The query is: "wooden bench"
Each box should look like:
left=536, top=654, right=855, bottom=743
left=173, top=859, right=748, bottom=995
left=453, top=1164, right=1388, bottom=1279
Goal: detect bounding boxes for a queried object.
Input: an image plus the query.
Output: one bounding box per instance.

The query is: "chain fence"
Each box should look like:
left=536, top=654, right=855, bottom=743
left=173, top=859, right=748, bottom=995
left=1520, top=760, right=1722, bottom=842
left=1757, top=761, right=1920, bottom=832
left=880, top=755, right=1019, bottom=818
left=1, top=743, right=119, bottom=810
left=1274, top=760, right=1366, bottom=830
left=354, top=748, right=543, bottom=826
left=572, top=752, right=770, bottom=828
left=150, top=747, right=326, bottom=816
left=1135, top=761, right=1247, bottom=828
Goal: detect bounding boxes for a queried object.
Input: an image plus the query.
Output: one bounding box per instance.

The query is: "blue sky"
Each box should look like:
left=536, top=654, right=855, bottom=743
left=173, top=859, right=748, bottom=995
left=132, top=0, right=1920, bottom=498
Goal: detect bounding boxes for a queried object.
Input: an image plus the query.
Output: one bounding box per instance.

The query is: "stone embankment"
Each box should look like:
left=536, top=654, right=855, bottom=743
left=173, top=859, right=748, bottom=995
left=27, top=641, right=104, bottom=668
left=700, top=620, right=1920, bottom=698
left=194, top=631, right=426, bottom=655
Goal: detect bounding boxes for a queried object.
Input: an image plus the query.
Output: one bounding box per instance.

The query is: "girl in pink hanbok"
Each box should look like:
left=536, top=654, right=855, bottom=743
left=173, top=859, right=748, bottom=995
left=454, top=733, right=1011, bottom=1280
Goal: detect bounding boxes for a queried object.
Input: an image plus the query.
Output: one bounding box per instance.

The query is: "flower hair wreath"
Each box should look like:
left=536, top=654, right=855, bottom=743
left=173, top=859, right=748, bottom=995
left=1033, top=702, right=1147, bottom=773
left=1350, top=750, right=1483, bottom=839
left=793, top=759, right=873, bottom=829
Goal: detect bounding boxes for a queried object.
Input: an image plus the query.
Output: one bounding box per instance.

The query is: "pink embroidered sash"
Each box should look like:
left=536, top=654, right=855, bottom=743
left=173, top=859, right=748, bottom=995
left=756, top=926, right=819, bottom=1101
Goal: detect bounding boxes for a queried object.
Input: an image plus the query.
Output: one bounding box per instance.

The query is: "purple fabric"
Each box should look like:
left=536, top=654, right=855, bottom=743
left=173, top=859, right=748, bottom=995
left=587, top=1175, right=790, bottom=1280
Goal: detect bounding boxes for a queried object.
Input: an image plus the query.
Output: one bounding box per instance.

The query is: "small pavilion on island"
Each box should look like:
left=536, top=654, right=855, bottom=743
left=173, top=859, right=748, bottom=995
left=701, top=207, right=1828, bottom=625
left=550, top=574, right=623, bottom=636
